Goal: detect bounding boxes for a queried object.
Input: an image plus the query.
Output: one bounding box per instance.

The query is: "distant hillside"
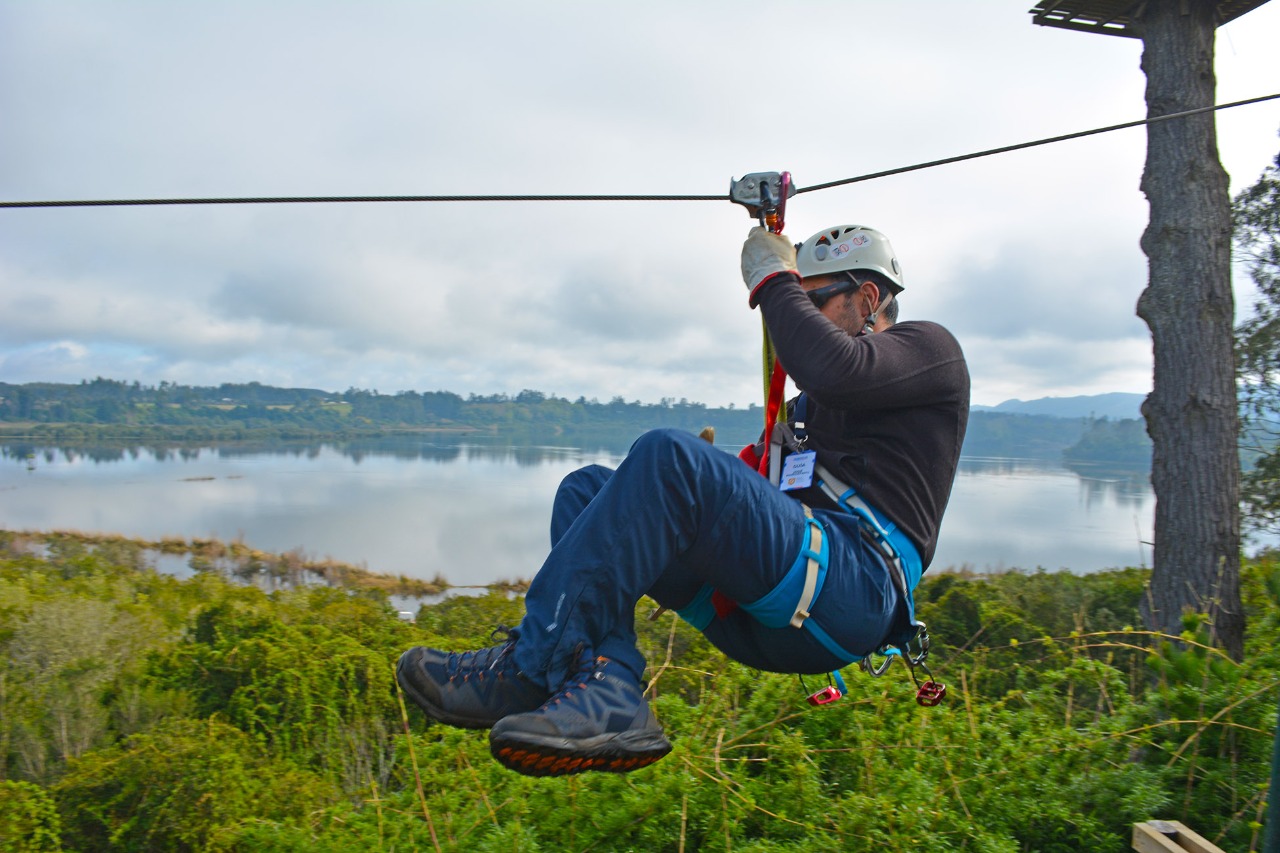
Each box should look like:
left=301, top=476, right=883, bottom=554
left=0, top=379, right=1148, bottom=464
left=973, top=392, right=1145, bottom=421
left=961, top=412, right=1091, bottom=460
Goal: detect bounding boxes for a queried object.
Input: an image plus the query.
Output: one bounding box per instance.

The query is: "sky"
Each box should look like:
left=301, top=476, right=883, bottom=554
left=2, top=2, right=1278, bottom=409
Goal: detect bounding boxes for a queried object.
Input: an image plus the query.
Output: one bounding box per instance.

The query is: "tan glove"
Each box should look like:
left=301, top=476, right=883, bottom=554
left=740, top=226, right=797, bottom=305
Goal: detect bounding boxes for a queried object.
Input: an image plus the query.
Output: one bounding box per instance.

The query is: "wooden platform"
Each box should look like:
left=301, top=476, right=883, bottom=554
left=1028, top=1, right=1271, bottom=37
left=1132, top=820, right=1226, bottom=853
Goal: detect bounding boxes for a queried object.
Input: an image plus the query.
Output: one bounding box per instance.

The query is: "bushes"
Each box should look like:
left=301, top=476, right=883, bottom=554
left=52, top=719, right=339, bottom=852
left=152, top=591, right=406, bottom=786
left=0, top=781, right=62, bottom=852
left=1, top=540, right=1277, bottom=851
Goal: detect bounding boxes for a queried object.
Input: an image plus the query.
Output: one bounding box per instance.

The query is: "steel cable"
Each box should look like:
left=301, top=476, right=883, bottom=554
left=0, top=93, right=1275, bottom=210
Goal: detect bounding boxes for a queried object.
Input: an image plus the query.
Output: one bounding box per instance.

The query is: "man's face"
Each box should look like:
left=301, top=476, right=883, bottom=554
left=800, top=273, right=876, bottom=337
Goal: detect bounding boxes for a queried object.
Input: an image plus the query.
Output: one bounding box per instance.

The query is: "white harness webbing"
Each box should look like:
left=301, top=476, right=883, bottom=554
left=789, top=504, right=823, bottom=628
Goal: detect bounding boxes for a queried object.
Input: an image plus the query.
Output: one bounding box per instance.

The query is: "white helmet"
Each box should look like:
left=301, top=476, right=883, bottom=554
left=795, top=225, right=903, bottom=294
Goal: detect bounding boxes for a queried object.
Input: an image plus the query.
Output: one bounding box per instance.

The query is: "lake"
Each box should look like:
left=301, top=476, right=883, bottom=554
left=0, top=435, right=1163, bottom=585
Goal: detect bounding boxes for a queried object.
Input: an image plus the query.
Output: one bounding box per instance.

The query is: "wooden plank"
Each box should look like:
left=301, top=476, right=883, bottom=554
left=1131, top=821, right=1227, bottom=853
left=1158, top=821, right=1225, bottom=853
left=1133, top=822, right=1189, bottom=853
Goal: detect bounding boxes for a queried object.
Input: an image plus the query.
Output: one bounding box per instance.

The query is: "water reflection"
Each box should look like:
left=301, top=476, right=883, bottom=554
left=3, top=437, right=1162, bottom=581
left=1, top=438, right=631, bottom=587
left=3, top=435, right=647, bottom=470
left=934, top=455, right=1156, bottom=573
left=961, top=455, right=1151, bottom=509
left=1067, top=463, right=1151, bottom=510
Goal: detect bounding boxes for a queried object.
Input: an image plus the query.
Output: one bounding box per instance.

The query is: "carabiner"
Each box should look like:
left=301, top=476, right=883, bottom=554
left=902, top=623, right=931, bottom=668
left=907, top=658, right=947, bottom=707
left=766, top=171, right=791, bottom=234
left=859, top=649, right=895, bottom=678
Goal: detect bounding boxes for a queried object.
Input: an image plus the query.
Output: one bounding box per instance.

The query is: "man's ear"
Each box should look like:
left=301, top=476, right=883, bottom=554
left=859, top=279, right=881, bottom=311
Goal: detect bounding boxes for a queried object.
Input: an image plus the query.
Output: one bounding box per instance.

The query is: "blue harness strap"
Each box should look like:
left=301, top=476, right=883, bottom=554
left=828, top=485, right=923, bottom=629
left=671, top=504, right=860, bottom=664
left=740, top=507, right=828, bottom=629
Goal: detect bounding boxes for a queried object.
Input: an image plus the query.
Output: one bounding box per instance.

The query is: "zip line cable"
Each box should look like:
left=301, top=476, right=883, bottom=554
left=1, top=93, right=1276, bottom=211
left=797, top=92, right=1280, bottom=195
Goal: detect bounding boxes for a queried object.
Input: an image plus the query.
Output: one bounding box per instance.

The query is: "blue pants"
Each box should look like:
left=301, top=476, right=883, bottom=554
left=511, top=429, right=910, bottom=690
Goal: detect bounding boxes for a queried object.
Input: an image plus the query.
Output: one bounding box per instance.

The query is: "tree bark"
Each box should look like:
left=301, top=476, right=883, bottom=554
left=1136, top=0, right=1243, bottom=659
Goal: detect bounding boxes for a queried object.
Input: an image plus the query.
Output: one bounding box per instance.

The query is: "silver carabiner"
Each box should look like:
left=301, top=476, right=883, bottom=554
left=903, top=623, right=931, bottom=668
left=859, top=651, right=895, bottom=677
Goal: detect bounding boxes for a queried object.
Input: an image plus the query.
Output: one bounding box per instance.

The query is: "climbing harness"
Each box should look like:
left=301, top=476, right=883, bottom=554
left=729, top=174, right=946, bottom=706
left=668, top=502, right=827, bottom=634
left=769, top=401, right=947, bottom=708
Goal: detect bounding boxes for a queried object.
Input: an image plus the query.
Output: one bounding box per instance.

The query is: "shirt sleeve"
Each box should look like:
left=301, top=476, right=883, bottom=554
left=755, top=275, right=965, bottom=411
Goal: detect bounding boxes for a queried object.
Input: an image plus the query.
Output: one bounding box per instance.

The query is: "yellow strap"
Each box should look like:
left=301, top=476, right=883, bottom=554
left=762, top=315, right=776, bottom=429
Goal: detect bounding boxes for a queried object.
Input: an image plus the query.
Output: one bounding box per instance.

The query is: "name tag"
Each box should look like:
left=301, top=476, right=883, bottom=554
left=780, top=450, right=816, bottom=491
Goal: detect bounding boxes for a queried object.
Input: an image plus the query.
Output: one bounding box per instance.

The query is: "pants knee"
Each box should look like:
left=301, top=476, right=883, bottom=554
left=557, top=464, right=612, bottom=500
left=626, top=428, right=706, bottom=468
left=551, top=464, right=614, bottom=543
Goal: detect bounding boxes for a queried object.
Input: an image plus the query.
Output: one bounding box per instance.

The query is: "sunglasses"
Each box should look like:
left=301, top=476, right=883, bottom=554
left=806, top=277, right=858, bottom=309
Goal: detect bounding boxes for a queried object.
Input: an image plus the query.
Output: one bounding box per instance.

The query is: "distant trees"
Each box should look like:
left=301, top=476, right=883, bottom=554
left=0, top=380, right=763, bottom=441
left=1233, top=142, right=1280, bottom=536
left=0, top=378, right=1174, bottom=466
left=1063, top=417, right=1152, bottom=466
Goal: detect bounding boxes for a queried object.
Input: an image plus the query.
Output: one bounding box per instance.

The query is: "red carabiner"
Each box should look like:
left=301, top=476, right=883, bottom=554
left=764, top=171, right=791, bottom=234
left=729, top=171, right=796, bottom=233
left=807, top=685, right=843, bottom=706
left=915, top=681, right=946, bottom=707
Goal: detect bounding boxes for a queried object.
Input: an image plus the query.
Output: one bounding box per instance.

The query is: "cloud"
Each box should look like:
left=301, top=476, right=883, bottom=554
left=2, top=1, right=1278, bottom=408
left=935, top=240, right=1150, bottom=342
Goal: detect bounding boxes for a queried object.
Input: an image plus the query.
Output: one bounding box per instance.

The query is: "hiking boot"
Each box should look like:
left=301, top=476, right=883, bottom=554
left=396, top=631, right=550, bottom=730
left=488, top=656, right=672, bottom=777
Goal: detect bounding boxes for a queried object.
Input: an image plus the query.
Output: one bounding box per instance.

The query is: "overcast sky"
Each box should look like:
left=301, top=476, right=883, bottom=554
left=2, top=2, right=1278, bottom=408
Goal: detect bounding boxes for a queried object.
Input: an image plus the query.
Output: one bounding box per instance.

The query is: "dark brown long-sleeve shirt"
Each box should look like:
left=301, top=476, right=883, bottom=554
left=756, top=273, right=970, bottom=570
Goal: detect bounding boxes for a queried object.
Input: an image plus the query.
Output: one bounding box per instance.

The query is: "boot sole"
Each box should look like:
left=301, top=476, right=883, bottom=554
left=489, top=727, right=673, bottom=777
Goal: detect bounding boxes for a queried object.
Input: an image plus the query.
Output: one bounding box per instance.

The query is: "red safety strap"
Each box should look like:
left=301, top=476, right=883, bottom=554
left=758, top=360, right=788, bottom=476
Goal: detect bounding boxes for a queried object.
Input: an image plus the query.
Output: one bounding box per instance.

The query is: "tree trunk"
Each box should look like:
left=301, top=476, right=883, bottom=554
left=1136, top=0, right=1243, bottom=659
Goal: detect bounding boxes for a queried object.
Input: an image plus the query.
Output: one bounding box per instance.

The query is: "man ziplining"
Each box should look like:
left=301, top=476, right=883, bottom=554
left=397, top=222, right=970, bottom=776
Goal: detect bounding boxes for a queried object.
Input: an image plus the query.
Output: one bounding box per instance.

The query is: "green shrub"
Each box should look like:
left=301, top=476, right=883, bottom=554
left=2, top=533, right=1277, bottom=851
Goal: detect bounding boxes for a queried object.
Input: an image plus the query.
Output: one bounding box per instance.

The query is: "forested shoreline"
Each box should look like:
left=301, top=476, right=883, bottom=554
left=0, top=378, right=1153, bottom=464
left=1, top=530, right=1276, bottom=851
